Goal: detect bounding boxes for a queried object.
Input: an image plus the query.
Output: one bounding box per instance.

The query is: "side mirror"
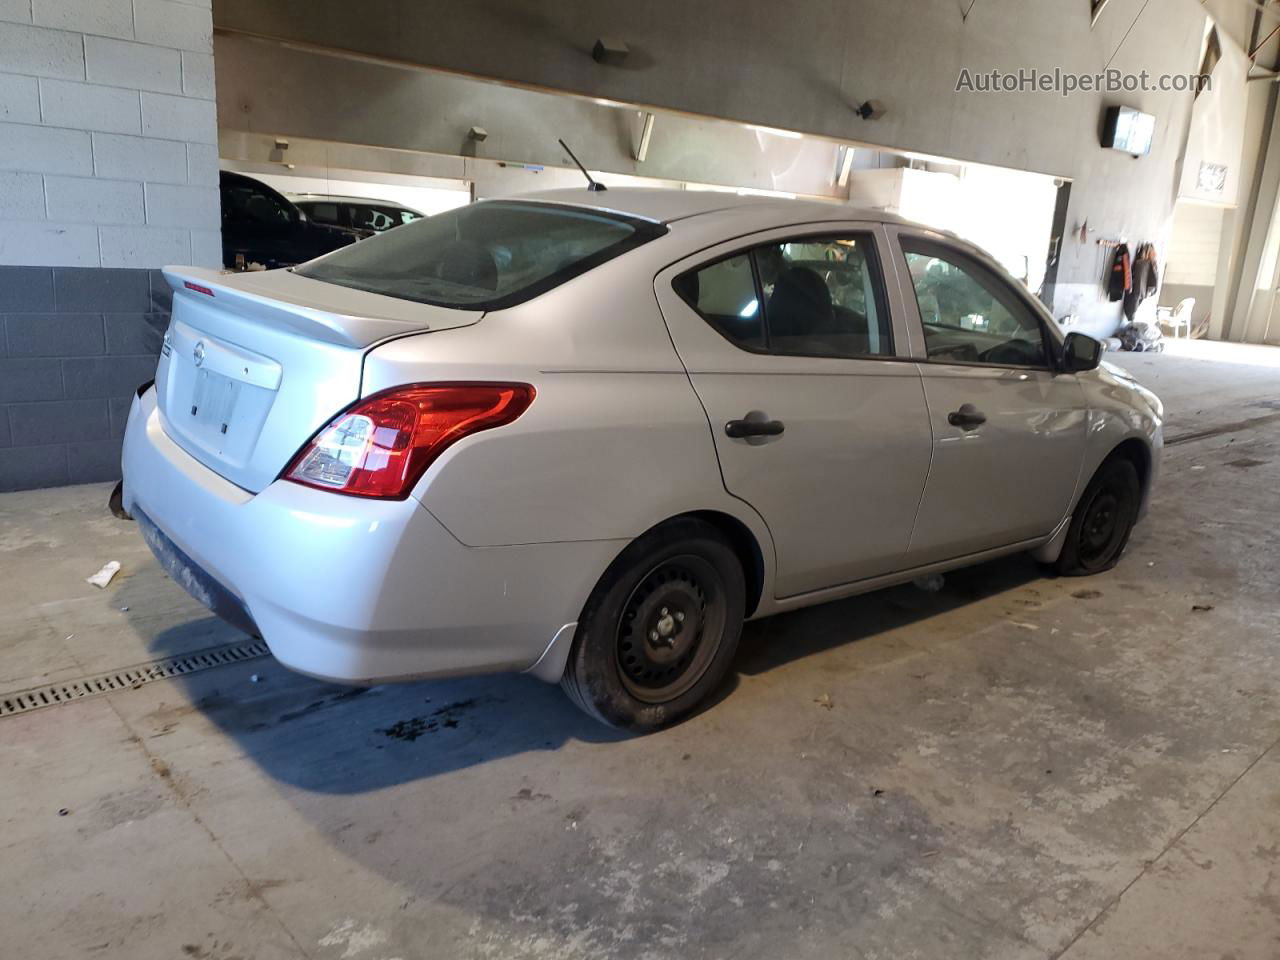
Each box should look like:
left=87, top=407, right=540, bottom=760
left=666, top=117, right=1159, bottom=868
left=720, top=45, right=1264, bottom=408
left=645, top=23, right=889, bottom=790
left=1063, top=331, right=1102, bottom=372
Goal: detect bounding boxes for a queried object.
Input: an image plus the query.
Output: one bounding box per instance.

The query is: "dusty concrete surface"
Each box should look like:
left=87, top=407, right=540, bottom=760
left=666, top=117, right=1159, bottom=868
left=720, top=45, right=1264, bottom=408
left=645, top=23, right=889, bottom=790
left=2, top=340, right=1279, bottom=959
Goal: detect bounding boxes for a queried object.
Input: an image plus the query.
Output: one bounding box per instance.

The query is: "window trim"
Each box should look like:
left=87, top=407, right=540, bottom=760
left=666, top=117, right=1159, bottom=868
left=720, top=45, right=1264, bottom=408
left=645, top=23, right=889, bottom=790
left=898, top=235, right=1056, bottom=372
left=672, top=229, right=899, bottom=362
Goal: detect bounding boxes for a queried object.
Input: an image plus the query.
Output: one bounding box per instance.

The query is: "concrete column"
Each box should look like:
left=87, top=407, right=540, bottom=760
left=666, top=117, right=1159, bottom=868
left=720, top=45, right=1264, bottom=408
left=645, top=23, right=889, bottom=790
left=1220, top=86, right=1280, bottom=343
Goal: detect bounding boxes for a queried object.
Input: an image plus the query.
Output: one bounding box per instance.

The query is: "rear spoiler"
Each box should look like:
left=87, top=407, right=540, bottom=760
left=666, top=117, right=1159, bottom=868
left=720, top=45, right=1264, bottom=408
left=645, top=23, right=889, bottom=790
left=162, top=267, right=480, bottom=349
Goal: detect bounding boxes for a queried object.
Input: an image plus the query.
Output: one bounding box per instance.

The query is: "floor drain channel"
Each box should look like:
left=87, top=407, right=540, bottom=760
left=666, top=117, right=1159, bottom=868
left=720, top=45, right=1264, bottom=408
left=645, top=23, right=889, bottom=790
left=0, top=639, right=270, bottom=719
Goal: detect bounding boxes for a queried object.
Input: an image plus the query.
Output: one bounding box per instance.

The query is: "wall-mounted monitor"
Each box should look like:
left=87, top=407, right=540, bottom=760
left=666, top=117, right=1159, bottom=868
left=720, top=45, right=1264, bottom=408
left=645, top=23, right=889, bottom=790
left=1101, top=106, right=1155, bottom=157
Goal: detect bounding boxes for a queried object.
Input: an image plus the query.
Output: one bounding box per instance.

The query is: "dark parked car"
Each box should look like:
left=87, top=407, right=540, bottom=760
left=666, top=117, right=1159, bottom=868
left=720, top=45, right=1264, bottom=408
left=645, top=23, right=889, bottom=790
left=219, top=172, right=359, bottom=270
left=290, top=194, right=426, bottom=236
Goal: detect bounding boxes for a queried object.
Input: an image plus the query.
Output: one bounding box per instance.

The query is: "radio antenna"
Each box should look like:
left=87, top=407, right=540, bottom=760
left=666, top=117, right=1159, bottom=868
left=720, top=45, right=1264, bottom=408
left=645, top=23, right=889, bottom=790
left=558, top=139, right=607, bottom=191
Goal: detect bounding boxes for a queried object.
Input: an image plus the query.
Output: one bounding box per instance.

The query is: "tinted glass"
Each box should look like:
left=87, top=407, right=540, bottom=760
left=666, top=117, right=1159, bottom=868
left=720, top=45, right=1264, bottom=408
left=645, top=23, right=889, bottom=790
left=222, top=181, right=294, bottom=225
left=345, top=203, right=404, bottom=233
left=756, top=236, right=892, bottom=357
left=301, top=202, right=340, bottom=225
left=902, top=240, right=1048, bottom=367
left=298, top=201, right=665, bottom=309
left=672, top=254, right=764, bottom=349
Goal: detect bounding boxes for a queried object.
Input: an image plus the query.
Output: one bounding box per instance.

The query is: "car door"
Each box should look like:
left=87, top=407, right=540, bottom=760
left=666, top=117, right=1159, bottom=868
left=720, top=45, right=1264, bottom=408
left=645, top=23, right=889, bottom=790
left=887, top=227, right=1089, bottom=564
left=655, top=224, right=934, bottom=598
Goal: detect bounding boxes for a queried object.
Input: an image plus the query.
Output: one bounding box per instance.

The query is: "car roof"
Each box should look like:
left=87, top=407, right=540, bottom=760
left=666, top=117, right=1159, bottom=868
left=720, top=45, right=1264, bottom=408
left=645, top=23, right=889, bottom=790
left=509, top=187, right=912, bottom=227
left=290, top=193, right=423, bottom=212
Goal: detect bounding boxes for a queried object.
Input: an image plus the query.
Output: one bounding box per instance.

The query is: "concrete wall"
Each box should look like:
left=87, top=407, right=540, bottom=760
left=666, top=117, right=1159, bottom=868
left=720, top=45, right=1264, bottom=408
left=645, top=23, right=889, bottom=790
left=215, top=0, right=1209, bottom=338
left=0, top=0, right=220, bottom=491
left=1162, top=200, right=1225, bottom=329
left=212, top=35, right=849, bottom=200
left=216, top=130, right=698, bottom=202
left=0, top=265, right=170, bottom=489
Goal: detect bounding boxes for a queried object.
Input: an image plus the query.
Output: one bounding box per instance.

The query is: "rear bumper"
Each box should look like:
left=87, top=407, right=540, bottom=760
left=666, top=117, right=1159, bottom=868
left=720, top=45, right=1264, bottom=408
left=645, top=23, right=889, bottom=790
left=121, top=388, right=618, bottom=684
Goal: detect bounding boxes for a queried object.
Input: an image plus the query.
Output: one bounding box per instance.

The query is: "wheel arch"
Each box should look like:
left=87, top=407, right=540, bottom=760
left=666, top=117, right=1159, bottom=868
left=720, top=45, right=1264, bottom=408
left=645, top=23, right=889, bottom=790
left=1095, top=435, right=1157, bottom=514
left=1108, top=436, right=1153, bottom=505
left=678, top=509, right=767, bottom=618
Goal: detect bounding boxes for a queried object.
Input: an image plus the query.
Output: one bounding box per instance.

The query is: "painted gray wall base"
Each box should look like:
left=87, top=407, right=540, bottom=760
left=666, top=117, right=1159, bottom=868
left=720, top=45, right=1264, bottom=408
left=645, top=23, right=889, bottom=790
left=0, top=266, right=166, bottom=492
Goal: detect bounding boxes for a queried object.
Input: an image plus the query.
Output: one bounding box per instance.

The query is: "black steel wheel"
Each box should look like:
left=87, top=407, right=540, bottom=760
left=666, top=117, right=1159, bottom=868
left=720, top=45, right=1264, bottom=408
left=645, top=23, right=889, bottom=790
left=1055, top=456, right=1141, bottom=576
left=616, top=555, right=725, bottom=704
left=561, top=519, right=745, bottom=731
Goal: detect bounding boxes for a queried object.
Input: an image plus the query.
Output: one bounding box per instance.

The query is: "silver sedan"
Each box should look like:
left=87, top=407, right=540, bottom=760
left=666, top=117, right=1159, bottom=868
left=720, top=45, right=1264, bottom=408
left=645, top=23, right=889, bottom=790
left=122, top=188, right=1163, bottom=730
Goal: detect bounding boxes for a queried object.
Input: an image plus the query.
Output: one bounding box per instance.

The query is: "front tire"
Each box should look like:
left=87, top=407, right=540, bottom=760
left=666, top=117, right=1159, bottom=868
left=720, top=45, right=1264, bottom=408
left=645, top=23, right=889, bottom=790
left=561, top=519, right=745, bottom=731
left=1055, top=457, right=1141, bottom=576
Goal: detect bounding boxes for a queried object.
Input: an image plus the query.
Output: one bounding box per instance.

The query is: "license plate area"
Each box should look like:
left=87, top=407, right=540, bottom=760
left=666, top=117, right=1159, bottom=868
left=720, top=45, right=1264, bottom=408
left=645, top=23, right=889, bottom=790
left=160, top=320, right=282, bottom=469
left=190, top=368, right=244, bottom=437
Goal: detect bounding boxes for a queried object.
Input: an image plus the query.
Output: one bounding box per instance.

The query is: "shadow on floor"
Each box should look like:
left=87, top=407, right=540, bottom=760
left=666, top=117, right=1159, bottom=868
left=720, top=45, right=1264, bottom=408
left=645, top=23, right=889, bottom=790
left=735, top=553, right=1043, bottom=678
left=134, top=552, right=1044, bottom=795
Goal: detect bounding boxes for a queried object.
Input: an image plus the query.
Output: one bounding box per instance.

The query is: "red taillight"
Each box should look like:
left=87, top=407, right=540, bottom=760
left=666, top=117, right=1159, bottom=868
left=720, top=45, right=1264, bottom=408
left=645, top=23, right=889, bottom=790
left=283, top=383, right=535, bottom=499
left=184, top=281, right=215, bottom=296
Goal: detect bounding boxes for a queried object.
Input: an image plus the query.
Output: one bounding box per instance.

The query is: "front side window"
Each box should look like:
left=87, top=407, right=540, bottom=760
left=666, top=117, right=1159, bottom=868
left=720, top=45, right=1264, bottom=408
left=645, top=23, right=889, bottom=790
left=297, top=201, right=666, bottom=309
left=674, top=233, right=894, bottom=359
left=901, top=238, right=1048, bottom=368
left=223, top=182, right=295, bottom=226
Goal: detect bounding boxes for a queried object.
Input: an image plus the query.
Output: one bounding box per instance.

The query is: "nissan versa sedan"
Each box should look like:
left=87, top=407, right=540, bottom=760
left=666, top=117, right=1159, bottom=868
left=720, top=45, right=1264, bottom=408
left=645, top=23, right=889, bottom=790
left=122, top=188, right=1163, bottom=731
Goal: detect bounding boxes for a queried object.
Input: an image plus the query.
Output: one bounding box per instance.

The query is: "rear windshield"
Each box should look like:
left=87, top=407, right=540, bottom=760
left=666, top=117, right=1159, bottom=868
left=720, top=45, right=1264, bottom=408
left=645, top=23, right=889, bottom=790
left=296, top=200, right=666, bottom=310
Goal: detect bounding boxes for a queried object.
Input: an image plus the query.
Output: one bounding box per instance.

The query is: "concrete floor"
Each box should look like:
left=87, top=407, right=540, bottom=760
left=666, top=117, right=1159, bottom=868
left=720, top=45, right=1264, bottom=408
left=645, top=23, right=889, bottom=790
left=3, top=340, right=1279, bottom=960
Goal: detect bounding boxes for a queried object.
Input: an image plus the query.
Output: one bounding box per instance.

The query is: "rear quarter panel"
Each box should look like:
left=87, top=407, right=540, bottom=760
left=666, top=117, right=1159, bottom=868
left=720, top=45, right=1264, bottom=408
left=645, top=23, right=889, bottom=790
left=360, top=252, right=775, bottom=556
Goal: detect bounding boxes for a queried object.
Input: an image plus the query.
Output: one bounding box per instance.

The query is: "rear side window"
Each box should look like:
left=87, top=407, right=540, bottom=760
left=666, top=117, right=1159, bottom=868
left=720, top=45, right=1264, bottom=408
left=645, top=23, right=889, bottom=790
left=671, top=254, right=764, bottom=350
left=297, top=200, right=666, bottom=310
left=302, top=202, right=341, bottom=225
left=345, top=203, right=403, bottom=233
left=675, top=233, right=894, bottom=359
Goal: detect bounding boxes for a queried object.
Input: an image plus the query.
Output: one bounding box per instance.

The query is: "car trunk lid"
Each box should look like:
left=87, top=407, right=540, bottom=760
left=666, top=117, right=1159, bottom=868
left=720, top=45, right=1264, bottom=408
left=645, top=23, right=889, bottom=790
left=155, top=266, right=481, bottom=492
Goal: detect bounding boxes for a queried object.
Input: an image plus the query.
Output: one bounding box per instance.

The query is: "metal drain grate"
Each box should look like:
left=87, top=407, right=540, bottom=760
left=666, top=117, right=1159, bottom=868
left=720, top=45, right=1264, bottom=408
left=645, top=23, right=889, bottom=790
left=0, top=639, right=270, bottom=718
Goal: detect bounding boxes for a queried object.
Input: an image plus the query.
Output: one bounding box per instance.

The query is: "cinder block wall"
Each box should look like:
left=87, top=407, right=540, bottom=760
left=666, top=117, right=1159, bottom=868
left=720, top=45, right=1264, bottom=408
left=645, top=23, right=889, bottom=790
left=0, top=0, right=220, bottom=492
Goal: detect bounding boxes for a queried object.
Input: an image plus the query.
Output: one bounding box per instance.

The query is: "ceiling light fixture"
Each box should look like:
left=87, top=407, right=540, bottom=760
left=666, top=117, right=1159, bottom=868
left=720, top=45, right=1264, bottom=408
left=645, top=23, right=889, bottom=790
left=746, top=123, right=804, bottom=140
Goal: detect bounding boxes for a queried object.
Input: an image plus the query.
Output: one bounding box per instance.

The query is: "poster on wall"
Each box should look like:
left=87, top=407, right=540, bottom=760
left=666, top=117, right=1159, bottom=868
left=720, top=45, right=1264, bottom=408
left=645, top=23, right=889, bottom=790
left=1197, top=162, right=1227, bottom=196
left=1177, top=32, right=1246, bottom=206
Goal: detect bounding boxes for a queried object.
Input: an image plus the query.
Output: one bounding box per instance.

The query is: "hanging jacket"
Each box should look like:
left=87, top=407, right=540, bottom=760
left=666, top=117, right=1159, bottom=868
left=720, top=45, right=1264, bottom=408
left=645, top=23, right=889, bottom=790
left=1106, top=243, right=1131, bottom=302
left=1123, top=244, right=1159, bottom=321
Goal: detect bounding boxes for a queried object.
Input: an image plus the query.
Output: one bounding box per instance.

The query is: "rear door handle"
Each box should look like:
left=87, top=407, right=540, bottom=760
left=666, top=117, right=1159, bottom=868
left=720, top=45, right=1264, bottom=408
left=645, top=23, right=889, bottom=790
left=725, top=418, right=785, bottom=439
left=947, top=404, right=986, bottom=429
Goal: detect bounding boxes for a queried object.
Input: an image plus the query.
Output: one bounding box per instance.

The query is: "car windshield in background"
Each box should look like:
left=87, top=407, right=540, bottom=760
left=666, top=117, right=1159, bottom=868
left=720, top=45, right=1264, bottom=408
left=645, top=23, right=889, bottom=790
left=296, top=200, right=666, bottom=310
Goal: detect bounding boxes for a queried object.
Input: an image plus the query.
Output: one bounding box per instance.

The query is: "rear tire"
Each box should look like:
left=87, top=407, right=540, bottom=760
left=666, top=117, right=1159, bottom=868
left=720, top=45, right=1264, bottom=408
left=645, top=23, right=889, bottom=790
left=1055, top=457, right=1141, bottom=576
left=561, top=519, right=745, bottom=731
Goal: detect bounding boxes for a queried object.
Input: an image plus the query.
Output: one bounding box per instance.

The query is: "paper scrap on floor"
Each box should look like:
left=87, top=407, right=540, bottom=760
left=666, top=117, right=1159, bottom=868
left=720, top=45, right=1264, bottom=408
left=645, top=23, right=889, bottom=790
left=87, top=561, right=121, bottom=588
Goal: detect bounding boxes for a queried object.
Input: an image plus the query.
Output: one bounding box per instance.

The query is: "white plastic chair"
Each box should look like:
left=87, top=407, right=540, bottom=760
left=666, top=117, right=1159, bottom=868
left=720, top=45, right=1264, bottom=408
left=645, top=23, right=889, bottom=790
left=1156, top=298, right=1195, bottom=338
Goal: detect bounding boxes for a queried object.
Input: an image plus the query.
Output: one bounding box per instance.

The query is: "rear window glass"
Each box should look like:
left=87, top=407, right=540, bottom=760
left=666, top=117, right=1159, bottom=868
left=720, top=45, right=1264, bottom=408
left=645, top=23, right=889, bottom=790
left=297, top=200, right=666, bottom=310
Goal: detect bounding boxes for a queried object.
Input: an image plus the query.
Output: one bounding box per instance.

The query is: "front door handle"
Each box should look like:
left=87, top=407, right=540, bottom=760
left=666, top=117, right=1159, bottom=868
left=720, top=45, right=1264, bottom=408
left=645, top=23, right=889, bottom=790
left=947, top=404, right=986, bottom=430
left=725, top=418, right=785, bottom=439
